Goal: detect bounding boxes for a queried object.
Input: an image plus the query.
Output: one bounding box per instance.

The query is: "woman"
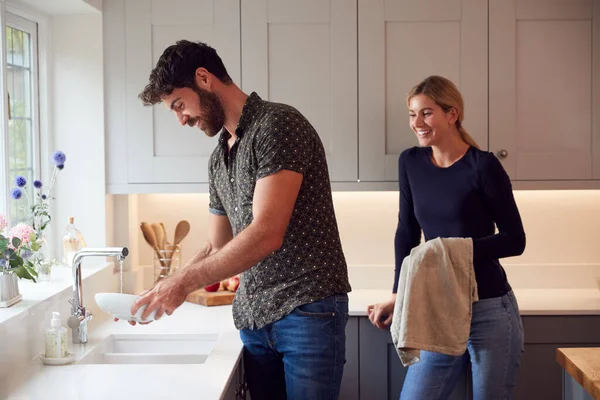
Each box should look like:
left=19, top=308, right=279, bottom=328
left=368, top=75, right=526, bottom=400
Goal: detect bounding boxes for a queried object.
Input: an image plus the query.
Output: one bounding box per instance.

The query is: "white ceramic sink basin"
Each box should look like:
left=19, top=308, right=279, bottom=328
left=78, top=334, right=219, bottom=365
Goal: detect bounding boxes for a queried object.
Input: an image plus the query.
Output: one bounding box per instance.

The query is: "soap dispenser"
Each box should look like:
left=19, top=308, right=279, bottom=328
left=45, top=312, right=68, bottom=358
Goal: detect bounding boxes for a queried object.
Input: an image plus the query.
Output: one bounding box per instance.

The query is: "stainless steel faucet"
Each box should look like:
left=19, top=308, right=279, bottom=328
left=67, top=247, right=129, bottom=344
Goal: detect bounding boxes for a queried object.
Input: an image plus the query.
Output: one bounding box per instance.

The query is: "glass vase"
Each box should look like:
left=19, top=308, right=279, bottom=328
left=31, top=238, right=52, bottom=282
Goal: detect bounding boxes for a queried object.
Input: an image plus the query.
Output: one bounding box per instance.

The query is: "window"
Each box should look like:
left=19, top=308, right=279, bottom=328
left=5, top=13, right=39, bottom=225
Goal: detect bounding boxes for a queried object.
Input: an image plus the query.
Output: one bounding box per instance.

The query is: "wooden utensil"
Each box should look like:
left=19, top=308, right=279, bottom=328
left=140, top=222, right=167, bottom=280
left=173, top=220, right=190, bottom=247
left=160, top=223, right=168, bottom=246
left=164, top=220, right=191, bottom=273
left=151, top=223, right=165, bottom=250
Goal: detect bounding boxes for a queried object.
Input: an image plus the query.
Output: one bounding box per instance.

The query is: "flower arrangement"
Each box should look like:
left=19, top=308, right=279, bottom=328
left=1, top=151, right=67, bottom=282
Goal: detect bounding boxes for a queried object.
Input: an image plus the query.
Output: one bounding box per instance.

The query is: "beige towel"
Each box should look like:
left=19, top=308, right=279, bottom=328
left=390, top=237, right=478, bottom=367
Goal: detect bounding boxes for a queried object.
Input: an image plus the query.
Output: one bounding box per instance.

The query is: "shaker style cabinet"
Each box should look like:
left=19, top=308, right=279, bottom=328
left=104, top=0, right=600, bottom=193
left=240, top=0, right=358, bottom=182
left=357, top=0, right=488, bottom=182
left=489, top=0, right=600, bottom=181
left=104, top=0, right=240, bottom=187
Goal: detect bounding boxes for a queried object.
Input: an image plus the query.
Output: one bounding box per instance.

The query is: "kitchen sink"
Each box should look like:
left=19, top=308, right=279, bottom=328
left=77, top=333, right=219, bottom=365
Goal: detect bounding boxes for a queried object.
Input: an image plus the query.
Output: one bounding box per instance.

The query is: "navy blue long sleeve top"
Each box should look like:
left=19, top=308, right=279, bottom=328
left=393, top=146, right=526, bottom=299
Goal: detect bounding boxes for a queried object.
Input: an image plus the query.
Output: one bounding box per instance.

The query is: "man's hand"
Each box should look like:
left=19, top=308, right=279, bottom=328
left=129, top=274, right=188, bottom=323
left=123, top=242, right=214, bottom=326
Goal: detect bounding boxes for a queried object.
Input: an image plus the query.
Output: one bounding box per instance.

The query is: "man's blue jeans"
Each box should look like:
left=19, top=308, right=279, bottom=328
left=240, top=294, right=349, bottom=400
left=400, top=291, right=525, bottom=400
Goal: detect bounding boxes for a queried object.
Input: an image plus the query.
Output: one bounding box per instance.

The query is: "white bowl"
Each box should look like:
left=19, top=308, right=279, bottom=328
left=94, top=293, right=157, bottom=322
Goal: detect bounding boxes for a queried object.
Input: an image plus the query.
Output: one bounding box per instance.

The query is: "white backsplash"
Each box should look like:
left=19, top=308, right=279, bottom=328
left=113, top=190, right=600, bottom=290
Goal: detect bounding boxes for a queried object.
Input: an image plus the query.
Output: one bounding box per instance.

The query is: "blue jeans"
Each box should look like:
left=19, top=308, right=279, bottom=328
left=400, top=291, right=525, bottom=400
left=240, top=294, right=349, bottom=400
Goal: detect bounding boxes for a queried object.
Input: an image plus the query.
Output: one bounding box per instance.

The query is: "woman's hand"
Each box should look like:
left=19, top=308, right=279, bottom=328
left=367, top=294, right=397, bottom=330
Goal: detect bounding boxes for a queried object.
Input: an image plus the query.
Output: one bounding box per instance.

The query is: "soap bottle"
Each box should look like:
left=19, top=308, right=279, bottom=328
left=62, top=217, right=87, bottom=268
left=45, top=312, right=68, bottom=358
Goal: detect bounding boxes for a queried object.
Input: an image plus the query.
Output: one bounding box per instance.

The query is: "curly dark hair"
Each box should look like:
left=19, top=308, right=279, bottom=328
left=138, top=40, right=232, bottom=105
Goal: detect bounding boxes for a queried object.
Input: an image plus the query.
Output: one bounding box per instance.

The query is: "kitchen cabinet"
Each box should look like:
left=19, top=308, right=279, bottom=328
left=241, top=0, right=358, bottom=182
left=104, top=0, right=240, bottom=188
left=347, top=315, right=600, bottom=400
left=358, top=317, right=469, bottom=399
left=223, top=357, right=248, bottom=399
left=104, top=0, right=600, bottom=193
left=340, top=317, right=360, bottom=400
left=563, top=372, right=595, bottom=400
left=357, top=0, right=488, bottom=182
left=515, top=316, right=600, bottom=400
left=489, top=0, right=600, bottom=181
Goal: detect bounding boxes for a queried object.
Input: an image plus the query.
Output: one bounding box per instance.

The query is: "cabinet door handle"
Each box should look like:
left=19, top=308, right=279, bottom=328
left=496, top=149, right=508, bottom=159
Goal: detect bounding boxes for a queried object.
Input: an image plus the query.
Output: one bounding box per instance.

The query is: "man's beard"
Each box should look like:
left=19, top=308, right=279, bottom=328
left=187, top=86, right=226, bottom=137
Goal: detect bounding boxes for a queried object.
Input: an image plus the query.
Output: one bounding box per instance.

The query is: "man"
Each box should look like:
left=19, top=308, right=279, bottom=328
left=130, top=40, right=351, bottom=400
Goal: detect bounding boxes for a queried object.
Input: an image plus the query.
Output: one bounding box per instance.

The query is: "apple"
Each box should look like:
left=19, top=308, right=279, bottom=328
left=204, top=282, right=220, bottom=292
left=225, top=276, right=240, bottom=292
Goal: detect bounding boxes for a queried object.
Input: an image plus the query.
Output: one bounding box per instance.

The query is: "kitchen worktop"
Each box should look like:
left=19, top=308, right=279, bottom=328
left=1, top=302, right=242, bottom=400
left=557, top=347, right=600, bottom=400
left=4, top=287, right=600, bottom=399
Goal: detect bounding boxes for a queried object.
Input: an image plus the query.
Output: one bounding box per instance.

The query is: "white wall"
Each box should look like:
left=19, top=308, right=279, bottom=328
left=129, top=190, right=600, bottom=267
left=50, top=14, right=105, bottom=257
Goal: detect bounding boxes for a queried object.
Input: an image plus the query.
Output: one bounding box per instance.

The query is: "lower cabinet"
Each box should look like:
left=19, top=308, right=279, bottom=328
left=355, top=318, right=469, bottom=400
left=341, top=315, right=600, bottom=400
left=514, top=316, right=600, bottom=400
left=223, top=356, right=248, bottom=400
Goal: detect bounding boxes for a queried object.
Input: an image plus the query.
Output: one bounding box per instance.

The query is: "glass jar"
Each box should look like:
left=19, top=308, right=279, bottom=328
left=153, top=244, right=181, bottom=283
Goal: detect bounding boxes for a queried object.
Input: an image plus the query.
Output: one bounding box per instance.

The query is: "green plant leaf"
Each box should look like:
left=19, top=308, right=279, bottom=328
left=0, top=237, right=8, bottom=252
left=11, top=237, right=21, bottom=248
left=9, top=257, right=21, bottom=269
left=24, top=263, right=38, bottom=278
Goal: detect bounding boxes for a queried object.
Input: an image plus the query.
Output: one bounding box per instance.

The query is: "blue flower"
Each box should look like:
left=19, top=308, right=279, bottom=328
left=20, top=250, right=32, bottom=260
left=10, top=188, right=22, bottom=200
left=0, top=258, right=5, bottom=268
left=33, top=180, right=42, bottom=189
left=15, top=176, right=26, bottom=187
left=41, top=194, right=47, bottom=200
left=52, top=151, right=66, bottom=165
left=57, top=164, right=64, bottom=170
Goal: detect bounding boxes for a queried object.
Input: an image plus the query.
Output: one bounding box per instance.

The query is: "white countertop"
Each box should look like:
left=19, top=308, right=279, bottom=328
left=2, top=302, right=242, bottom=400
left=5, top=287, right=600, bottom=400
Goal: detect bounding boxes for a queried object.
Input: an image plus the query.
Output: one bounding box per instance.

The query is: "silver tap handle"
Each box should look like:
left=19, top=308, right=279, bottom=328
left=67, top=315, right=80, bottom=329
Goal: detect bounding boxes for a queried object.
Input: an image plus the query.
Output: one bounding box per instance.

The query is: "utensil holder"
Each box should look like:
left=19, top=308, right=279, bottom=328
left=153, top=244, right=181, bottom=283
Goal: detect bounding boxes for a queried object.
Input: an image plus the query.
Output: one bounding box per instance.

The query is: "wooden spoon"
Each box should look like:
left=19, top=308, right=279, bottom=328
left=160, top=223, right=168, bottom=246
left=140, top=222, right=166, bottom=275
left=151, top=223, right=165, bottom=250
left=173, top=220, right=190, bottom=247
left=164, top=220, right=191, bottom=273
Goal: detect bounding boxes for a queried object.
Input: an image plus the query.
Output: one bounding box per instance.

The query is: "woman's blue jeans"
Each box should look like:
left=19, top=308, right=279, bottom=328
left=400, top=291, right=525, bottom=400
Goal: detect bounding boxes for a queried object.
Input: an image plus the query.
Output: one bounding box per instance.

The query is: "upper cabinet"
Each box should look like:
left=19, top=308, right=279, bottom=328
left=489, top=0, right=600, bottom=181
left=105, top=0, right=600, bottom=193
left=358, top=0, right=488, bottom=182
left=105, top=0, right=240, bottom=187
left=240, top=0, right=358, bottom=182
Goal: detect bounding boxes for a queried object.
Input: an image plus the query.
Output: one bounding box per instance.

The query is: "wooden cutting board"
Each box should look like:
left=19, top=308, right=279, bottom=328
left=186, top=289, right=235, bottom=306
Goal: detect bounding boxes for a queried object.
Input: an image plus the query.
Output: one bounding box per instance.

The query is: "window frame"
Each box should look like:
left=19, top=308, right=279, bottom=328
left=0, top=2, right=49, bottom=226
left=5, top=12, right=40, bottom=224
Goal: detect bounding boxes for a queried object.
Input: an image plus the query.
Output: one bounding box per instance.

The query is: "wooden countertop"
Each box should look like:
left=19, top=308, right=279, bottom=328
left=557, top=348, right=600, bottom=399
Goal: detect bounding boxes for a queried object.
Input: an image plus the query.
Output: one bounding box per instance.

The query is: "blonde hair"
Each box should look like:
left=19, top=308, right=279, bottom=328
left=406, top=75, right=479, bottom=149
